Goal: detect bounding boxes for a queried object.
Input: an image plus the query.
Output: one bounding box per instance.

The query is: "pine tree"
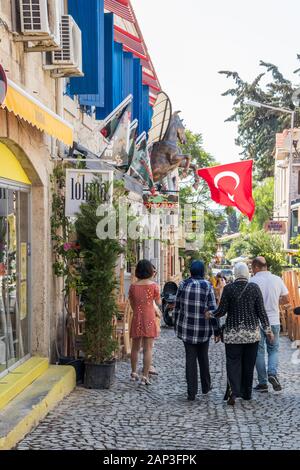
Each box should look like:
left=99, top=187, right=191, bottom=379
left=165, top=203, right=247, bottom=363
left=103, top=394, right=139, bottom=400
left=75, top=184, right=123, bottom=363
left=220, top=58, right=300, bottom=178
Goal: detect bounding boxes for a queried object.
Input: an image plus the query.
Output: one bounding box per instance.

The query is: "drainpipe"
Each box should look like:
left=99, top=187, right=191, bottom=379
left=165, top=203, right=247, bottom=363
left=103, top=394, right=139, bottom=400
left=55, top=77, right=65, bottom=158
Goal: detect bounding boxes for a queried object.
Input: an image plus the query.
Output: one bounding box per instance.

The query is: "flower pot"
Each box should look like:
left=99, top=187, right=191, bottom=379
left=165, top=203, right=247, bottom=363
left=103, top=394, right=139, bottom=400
left=84, top=360, right=116, bottom=389
left=58, top=356, right=85, bottom=384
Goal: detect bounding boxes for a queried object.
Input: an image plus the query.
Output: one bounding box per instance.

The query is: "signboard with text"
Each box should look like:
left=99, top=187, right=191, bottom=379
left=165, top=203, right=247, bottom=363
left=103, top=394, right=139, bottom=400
left=65, top=170, right=113, bottom=217
left=143, top=193, right=179, bottom=210
left=264, top=220, right=286, bottom=234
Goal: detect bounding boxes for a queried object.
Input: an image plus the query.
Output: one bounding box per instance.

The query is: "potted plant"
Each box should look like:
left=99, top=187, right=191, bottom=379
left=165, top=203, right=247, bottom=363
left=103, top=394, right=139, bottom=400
left=75, top=185, right=123, bottom=389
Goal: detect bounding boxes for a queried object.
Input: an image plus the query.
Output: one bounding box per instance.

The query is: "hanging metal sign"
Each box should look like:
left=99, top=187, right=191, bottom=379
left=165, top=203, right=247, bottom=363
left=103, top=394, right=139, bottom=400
left=147, top=91, right=172, bottom=147
left=143, top=192, right=179, bottom=209
left=65, top=169, right=113, bottom=217
left=0, top=64, right=7, bottom=105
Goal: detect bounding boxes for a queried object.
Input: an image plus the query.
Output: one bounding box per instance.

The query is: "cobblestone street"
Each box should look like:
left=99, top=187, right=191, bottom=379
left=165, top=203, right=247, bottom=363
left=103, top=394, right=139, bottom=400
left=17, top=329, right=300, bottom=450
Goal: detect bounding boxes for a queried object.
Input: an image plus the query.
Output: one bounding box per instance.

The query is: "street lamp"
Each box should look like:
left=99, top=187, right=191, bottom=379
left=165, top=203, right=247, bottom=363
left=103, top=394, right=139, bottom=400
left=245, top=99, right=295, bottom=248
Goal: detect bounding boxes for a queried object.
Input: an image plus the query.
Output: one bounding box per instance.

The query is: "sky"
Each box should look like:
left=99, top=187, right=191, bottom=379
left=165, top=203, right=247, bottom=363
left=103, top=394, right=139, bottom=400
left=131, top=0, right=300, bottom=164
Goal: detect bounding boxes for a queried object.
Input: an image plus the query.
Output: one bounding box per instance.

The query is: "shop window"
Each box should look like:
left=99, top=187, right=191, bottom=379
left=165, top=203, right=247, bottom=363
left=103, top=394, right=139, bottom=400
left=291, top=210, right=299, bottom=236
left=0, top=186, right=30, bottom=376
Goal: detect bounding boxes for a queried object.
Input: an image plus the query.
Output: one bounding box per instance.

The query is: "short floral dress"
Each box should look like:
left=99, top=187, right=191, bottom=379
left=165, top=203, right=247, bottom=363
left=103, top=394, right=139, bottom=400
left=129, top=283, right=160, bottom=338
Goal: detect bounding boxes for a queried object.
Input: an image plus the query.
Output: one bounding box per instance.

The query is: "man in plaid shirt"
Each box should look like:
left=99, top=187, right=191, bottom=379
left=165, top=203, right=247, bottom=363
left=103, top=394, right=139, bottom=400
left=174, top=260, right=221, bottom=400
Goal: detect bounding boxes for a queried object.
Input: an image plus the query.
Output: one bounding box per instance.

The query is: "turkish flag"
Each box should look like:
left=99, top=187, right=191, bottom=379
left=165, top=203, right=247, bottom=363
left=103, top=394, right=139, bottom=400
left=197, top=160, right=255, bottom=220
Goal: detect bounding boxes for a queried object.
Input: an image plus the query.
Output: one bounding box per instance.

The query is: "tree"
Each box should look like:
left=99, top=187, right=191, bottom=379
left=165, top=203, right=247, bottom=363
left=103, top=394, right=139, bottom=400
left=220, top=59, right=300, bottom=178
left=224, top=230, right=286, bottom=275
left=75, top=181, right=123, bottom=363
left=248, top=231, right=286, bottom=276
left=239, top=177, right=274, bottom=233
left=179, top=130, right=216, bottom=204
left=225, top=234, right=250, bottom=262
left=225, top=207, right=239, bottom=234
left=178, top=130, right=225, bottom=273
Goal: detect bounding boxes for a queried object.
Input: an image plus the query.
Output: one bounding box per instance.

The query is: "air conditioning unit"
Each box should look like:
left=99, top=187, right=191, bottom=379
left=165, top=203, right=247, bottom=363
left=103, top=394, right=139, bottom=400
left=17, top=0, right=61, bottom=51
left=43, top=15, right=83, bottom=78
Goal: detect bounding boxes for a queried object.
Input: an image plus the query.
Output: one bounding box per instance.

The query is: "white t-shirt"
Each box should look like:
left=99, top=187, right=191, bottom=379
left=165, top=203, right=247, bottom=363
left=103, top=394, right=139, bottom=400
left=250, top=271, right=289, bottom=325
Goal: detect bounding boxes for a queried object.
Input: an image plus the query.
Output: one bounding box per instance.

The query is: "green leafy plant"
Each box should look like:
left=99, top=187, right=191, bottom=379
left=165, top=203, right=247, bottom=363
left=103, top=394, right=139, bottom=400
left=75, top=179, right=124, bottom=363
left=51, top=162, right=85, bottom=295
left=248, top=230, right=286, bottom=276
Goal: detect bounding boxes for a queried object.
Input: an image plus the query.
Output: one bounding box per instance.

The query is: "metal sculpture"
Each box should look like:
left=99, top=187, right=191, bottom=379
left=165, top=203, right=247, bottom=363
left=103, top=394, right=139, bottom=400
left=150, top=111, right=200, bottom=188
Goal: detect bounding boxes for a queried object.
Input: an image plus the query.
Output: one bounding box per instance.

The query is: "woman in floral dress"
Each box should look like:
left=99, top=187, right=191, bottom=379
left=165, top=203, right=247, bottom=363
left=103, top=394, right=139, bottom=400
left=129, top=260, right=161, bottom=385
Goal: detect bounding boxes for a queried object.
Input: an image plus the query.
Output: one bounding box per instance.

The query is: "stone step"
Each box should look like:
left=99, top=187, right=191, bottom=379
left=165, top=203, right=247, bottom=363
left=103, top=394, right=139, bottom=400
left=0, top=365, right=76, bottom=450
left=0, top=357, right=49, bottom=410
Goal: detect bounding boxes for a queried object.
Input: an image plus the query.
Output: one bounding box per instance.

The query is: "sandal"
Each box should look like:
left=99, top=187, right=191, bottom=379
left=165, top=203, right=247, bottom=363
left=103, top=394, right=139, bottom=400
left=227, top=393, right=236, bottom=406
left=149, top=367, right=158, bottom=376
left=141, top=376, right=151, bottom=385
left=130, top=372, right=139, bottom=382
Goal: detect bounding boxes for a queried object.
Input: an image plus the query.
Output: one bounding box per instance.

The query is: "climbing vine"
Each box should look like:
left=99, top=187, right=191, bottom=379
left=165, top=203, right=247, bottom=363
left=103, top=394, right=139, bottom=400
left=50, top=164, right=141, bottom=294
left=50, top=161, right=85, bottom=295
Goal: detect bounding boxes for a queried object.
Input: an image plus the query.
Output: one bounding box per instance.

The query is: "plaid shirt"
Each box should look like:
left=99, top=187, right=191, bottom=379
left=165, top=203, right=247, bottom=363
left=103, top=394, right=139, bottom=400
left=174, top=277, right=220, bottom=344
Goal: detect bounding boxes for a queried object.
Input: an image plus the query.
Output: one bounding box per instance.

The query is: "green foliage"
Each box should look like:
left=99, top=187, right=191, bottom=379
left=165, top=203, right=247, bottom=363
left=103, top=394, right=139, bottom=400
left=225, top=234, right=250, bottom=262
left=179, top=129, right=216, bottom=204
left=178, top=129, right=225, bottom=271
left=248, top=230, right=286, bottom=276
left=220, top=60, right=300, bottom=178
left=50, top=163, right=85, bottom=294
left=289, top=235, right=300, bottom=265
left=239, top=177, right=274, bottom=233
left=225, top=230, right=285, bottom=275
left=75, top=180, right=124, bottom=364
left=225, top=207, right=239, bottom=234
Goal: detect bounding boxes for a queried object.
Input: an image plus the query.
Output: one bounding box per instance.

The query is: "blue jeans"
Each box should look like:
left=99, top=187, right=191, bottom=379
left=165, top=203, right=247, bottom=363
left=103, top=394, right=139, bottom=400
left=256, top=325, right=280, bottom=385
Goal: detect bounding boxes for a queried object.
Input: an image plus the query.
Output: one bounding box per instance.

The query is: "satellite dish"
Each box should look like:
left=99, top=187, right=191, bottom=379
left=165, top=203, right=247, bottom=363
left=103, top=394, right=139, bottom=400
left=147, top=91, right=172, bottom=146
left=292, top=87, right=300, bottom=107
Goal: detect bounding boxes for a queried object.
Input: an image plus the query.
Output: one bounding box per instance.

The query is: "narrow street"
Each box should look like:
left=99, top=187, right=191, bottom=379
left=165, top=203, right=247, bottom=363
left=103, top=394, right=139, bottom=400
left=17, top=329, right=300, bottom=451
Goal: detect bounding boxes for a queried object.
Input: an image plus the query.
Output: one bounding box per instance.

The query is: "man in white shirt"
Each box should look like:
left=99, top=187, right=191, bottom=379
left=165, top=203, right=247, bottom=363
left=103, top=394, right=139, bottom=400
left=250, top=257, right=289, bottom=392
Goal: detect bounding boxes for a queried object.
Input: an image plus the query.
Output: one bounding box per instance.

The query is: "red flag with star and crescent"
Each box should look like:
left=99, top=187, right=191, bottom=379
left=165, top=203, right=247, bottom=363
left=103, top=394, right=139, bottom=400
left=197, top=160, right=255, bottom=220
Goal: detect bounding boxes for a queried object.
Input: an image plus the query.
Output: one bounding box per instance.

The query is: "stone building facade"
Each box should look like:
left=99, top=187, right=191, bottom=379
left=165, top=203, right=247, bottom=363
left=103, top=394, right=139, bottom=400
left=0, top=1, right=183, bottom=378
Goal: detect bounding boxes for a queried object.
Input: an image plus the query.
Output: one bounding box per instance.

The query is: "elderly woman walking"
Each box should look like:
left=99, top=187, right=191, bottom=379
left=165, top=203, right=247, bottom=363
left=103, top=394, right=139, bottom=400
left=206, top=262, right=274, bottom=406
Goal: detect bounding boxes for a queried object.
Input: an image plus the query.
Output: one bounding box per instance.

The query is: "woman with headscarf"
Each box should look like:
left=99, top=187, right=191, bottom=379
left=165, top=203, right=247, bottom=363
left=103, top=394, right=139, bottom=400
left=206, top=262, right=274, bottom=406
left=174, top=260, right=221, bottom=401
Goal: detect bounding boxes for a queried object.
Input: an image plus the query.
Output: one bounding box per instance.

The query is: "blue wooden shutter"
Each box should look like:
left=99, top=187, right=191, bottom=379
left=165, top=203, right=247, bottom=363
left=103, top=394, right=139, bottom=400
left=113, top=42, right=123, bottom=108
left=122, top=51, right=134, bottom=101
left=68, top=0, right=105, bottom=107
left=142, top=85, right=151, bottom=134
left=133, top=58, right=142, bottom=132
left=96, top=13, right=114, bottom=120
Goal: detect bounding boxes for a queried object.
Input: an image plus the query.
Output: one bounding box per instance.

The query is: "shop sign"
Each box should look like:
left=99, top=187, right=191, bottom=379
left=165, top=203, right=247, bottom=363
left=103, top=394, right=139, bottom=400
left=0, top=64, right=7, bottom=105
left=264, top=220, right=286, bottom=234
left=143, top=193, right=179, bottom=209
left=65, top=170, right=113, bottom=217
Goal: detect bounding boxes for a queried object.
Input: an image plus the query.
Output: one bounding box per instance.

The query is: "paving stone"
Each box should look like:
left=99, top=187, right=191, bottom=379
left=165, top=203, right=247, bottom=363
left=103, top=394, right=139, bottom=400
left=15, top=331, right=300, bottom=450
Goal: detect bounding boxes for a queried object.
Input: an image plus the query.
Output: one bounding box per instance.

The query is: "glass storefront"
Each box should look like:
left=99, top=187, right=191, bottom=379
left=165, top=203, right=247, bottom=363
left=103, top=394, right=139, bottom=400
left=0, top=181, right=30, bottom=376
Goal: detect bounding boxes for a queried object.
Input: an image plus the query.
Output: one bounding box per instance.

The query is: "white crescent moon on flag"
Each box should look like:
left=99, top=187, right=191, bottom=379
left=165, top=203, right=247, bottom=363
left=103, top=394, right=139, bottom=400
left=213, top=171, right=240, bottom=202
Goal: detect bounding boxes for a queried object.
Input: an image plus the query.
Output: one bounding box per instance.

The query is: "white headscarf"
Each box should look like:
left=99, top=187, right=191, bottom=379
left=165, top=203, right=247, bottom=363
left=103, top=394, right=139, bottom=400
left=234, top=262, right=249, bottom=280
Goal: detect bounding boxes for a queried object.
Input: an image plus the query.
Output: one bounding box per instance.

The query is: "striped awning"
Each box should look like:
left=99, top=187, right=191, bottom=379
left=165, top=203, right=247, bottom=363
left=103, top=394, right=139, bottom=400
left=2, top=80, right=73, bottom=146
left=104, top=0, right=135, bottom=22
left=142, top=71, right=160, bottom=92
left=105, top=0, right=161, bottom=105
left=114, top=25, right=146, bottom=56
left=113, top=26, right=160, bottom=95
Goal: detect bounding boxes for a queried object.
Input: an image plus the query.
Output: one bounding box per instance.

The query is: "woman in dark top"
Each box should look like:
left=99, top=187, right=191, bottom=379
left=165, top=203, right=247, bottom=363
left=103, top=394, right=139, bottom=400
left=206, top=262, right=274, bottom=405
